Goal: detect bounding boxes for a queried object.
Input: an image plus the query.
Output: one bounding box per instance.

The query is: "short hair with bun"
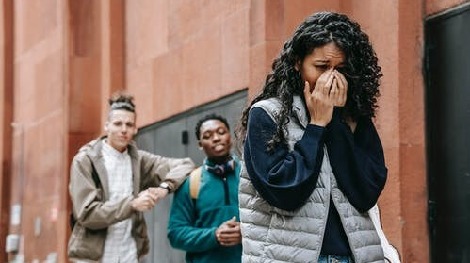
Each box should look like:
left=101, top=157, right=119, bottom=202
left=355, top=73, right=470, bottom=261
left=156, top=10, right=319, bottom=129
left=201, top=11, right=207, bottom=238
left=108, top=92, right=136, bottom=113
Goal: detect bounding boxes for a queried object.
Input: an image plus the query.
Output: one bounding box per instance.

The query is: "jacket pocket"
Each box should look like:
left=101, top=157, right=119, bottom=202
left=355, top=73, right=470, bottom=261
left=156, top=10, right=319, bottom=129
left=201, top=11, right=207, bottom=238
left=68, top=223, right=106, bottom=261
left=133, top=216, right=149, bottom=257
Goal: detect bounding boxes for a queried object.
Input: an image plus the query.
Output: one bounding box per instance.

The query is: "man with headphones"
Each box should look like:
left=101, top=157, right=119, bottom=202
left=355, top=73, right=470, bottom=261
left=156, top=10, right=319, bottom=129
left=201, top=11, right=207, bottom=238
left=68, top=92, right=194, bottom=263
left=167, top=114, right=242, bottom=263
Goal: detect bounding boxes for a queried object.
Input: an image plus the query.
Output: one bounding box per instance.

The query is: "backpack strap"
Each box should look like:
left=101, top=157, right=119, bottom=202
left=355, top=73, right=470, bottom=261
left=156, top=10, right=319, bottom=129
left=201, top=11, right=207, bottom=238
left=189, top=167, right=203, bottom=199
left=70, top=159, right=101, bottom=229
left=89, top=160, right=101, bottom=188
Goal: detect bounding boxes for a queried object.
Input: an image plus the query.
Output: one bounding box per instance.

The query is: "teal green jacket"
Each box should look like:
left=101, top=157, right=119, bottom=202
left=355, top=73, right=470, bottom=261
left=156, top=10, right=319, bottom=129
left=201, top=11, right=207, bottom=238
left=168, top=157, right=242, bottom=263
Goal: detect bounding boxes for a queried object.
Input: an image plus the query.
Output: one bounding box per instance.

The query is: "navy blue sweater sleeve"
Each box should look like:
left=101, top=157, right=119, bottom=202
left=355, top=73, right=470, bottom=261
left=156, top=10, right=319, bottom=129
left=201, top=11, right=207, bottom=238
left=325, top=112, right=388, bottom=212
left=244, top=107, right=326, bottom=211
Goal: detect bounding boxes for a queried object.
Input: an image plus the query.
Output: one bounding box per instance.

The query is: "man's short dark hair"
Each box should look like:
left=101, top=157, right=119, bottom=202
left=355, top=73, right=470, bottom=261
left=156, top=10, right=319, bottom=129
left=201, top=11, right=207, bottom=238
left=195, top=114, right=230, bottom=140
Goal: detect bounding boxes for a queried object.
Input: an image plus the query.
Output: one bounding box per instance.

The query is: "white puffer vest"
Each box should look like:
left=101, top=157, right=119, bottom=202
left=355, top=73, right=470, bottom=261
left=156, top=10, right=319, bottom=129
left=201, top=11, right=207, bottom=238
left=239, top=97, right=384, bottom=263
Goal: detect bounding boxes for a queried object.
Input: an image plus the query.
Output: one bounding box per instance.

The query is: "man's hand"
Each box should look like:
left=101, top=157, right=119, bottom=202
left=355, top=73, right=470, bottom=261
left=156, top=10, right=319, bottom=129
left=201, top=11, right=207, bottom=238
left=215, top=217, right=242, bottom=247
left=148, top=187, right=169, bottom=205
left=130, top=189, right=157, bottom=212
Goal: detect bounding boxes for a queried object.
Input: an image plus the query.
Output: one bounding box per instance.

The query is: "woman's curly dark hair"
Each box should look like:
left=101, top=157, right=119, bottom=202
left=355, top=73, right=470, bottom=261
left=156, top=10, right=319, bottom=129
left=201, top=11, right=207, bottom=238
left=236, top=11, right=382, bottom=151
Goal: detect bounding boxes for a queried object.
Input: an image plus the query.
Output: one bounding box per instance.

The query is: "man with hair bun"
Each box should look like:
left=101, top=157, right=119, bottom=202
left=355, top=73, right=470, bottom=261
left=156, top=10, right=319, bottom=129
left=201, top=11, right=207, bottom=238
left=68, top=92, right=195, bottom=263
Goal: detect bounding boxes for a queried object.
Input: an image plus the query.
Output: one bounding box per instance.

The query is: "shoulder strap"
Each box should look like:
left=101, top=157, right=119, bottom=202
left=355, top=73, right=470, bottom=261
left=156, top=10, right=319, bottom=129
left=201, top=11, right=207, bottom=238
left=189, top=167, right=203, bottom=199
left=89, top=161, right=101, bottom=188
left=70, top=159, right=101, bottom=229
left=368, top=204, right=401, bottom=263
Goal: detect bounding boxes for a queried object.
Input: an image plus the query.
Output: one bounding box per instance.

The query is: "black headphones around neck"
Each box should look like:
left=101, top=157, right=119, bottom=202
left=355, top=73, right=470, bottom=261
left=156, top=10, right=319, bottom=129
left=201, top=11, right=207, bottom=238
left=204, top=158, right=235, bottom=177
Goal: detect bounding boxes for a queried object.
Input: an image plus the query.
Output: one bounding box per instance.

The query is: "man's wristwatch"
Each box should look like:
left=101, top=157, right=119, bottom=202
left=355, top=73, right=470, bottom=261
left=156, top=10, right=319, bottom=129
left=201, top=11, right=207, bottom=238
left=158, top=182, right=171, bottom=192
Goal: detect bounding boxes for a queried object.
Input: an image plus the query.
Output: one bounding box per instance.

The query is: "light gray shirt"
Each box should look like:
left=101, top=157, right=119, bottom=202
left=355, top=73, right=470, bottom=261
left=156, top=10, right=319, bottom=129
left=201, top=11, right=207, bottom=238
left=101, top=142, right=137, bottom=263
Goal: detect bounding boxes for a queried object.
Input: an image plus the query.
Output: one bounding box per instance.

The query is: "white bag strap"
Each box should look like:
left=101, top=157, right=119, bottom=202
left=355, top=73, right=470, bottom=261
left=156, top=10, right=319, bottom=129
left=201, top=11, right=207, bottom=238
left=368, top=204, right=401, bottom=263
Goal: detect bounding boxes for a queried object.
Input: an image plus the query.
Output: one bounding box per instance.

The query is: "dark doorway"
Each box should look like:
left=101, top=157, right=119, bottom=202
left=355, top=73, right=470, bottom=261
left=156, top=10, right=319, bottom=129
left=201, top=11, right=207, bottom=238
left=135, top=90, right=247, bottom=263
left=425, top=4, right=470, bottom=263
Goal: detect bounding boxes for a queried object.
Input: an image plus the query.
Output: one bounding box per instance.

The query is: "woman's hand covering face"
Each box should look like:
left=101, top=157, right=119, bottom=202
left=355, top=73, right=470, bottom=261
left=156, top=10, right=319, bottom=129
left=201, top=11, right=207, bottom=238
left=304, top=69, right=348, bottom=126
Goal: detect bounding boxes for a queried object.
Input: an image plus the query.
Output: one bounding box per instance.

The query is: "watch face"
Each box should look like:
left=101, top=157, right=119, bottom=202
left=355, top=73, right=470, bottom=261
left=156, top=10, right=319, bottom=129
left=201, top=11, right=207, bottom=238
left=160, top=182, right=170, bottom=189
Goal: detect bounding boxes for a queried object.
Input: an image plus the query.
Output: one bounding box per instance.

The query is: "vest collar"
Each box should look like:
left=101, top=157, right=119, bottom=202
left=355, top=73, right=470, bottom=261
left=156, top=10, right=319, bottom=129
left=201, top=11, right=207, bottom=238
left=292, top=95, right=309, bottom=128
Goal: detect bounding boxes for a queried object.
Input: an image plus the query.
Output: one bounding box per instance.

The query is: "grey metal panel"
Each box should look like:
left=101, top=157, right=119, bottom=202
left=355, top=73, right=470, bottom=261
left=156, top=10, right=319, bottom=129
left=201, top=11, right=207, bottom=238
left=221, top=92, right=248, bottom=154
left=135, top=128, right=155, bottom=152
left=135, top=128, right=159, bottom=262
left=425, top=5, right=470, bottom=263
left=141, top=121, right=187, bottom=263
left=153, top=118, right=187, bottom=157
left=152, top=120, right=186, bottom=263
left=143, top=195, right=184, bottom=263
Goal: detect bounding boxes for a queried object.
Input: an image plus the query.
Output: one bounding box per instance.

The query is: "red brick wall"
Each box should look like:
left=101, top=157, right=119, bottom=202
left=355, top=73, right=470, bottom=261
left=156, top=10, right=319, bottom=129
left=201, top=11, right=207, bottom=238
left=0, top=1, right=14, bottom=262
left=0, top=0, right=71, bottom=261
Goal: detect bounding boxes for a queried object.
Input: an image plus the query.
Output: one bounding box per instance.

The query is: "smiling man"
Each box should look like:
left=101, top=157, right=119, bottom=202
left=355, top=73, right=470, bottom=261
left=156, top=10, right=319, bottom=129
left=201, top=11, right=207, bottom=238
left=168, top=114, right=242, bottom=263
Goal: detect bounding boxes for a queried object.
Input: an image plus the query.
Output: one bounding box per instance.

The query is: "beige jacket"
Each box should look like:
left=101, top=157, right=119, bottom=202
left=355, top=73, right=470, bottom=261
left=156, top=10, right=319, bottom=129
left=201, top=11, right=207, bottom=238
left=68, top=137, right=194, bottom=261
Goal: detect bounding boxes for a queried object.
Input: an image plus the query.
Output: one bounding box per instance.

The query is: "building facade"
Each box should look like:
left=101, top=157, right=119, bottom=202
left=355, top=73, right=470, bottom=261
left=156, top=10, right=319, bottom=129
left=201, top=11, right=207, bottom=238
left=1, top=0, right=469, bottom=262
